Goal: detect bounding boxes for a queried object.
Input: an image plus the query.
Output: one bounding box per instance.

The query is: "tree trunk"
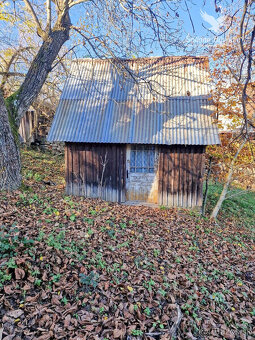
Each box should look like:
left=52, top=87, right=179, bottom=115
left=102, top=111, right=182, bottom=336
left=0, top=17, right=70, bottom=190
left=0, top=91, right=22, bottom=190
left=210, top=139, right=246, bottom=219
left=16, top=25, right=70, bottom=126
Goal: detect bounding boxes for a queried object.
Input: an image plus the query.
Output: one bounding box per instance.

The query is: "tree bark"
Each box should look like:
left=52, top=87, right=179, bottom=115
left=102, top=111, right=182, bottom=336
left=210, top=139, right=246, bottom=219
left=0, top=91, right=22, bottom=190
left=0, top=15, right=71, bottom=190
left=15, top=23, right=70, bottom=126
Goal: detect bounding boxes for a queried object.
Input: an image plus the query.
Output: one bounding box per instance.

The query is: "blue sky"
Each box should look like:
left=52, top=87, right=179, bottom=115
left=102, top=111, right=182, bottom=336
left=68, top=0, right=237, bottom=58
left=0, top=0, right=240, bottom=59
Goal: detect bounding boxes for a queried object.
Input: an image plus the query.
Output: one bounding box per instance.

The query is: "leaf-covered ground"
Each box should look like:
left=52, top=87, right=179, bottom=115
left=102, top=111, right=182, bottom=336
left=0, top=149, right=254, bottom=340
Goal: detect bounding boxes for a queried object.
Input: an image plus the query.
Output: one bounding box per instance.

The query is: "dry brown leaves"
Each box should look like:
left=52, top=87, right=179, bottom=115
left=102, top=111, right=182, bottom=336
left=0, top=150, right=254, bottom=340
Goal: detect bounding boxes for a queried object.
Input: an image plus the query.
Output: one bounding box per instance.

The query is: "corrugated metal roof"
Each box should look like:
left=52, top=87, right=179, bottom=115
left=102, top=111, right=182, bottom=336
left=48, top=56, right=220, bottom=145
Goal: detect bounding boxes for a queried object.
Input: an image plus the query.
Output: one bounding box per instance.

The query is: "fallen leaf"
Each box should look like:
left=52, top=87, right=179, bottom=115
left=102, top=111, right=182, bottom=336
left=15, top=268, right=25, bottom=280
left=6, top=309, right=24, bottom=319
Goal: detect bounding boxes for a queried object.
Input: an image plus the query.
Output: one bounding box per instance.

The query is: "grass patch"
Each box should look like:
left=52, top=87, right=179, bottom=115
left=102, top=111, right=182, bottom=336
left=205, top=181, right=255, bottom=227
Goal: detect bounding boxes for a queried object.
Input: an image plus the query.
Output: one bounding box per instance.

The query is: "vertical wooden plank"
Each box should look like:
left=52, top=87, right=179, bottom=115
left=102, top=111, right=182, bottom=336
left=92, top=144, right=98, bottom=198
left=102, top=144, right=107, bottom=201
left=182, top=147, right=188, bottom=208
left=107, top=144, right=111, bottom=201
left=173, top=146, right=178, bottom=207
left=120, top=145, right=123, bottom=203
left=77, top=144, right=81, bottom=195
left=113, top=144, right=117, bottom=202
left=65, top=143, right=70, bottom=195
left=122, top=145, right=126, bottom=202
left=164, top=149, right=167, bottom=206
left=118, top=145, right=121, bottom=203
left=195, top=147, right=200, bottom=207
left=84, top=144, right=87, bottom=197
left=172, top=147, right=175, bottom=206
left=116, top=145, right=119, bottom=202
left=120, top=145, right=123, bottom=202
left=178, top=146, right=182, bottom=207
left=29, top=111, right=33, bottom=141
left=90, top=145, right=94, bottom=197
left=166, top=149, right=170, bottom=207
left=162, top=148, right=168, bottom=205
left=190, top=146, right=194, bottom=207
left=65, top=143, right=68, bottom=192
left=103, top=144, right=108, bottom=201
left=177, top=147, right=180, bottom=207
left=195, top=147, right=201, bottom=207
left=91, top=144, right=95, bottom=196
left=99, top=145, right=104, bottom=200
left=181, top=147, right=186, bottom=208
left=70, top=143, right=74, bottom=195
left=187, top=146, right=192, bottom=207
left=87, top=144, right=92, bottom=198
left=179, top=147, right=183, bottom=207
left=99, top=145, right=102, bottom=198
left=191, top=146, right=198, bottom=207
left=157, top=148, right=163, bottom=205
left=72, top=143, right=79, bottom=196
left=119, top=145, right=122, bottom=202
left=169, top=147, right=174, bottom=207
left=188, top=147, right=192, bottom=207
left=180, top=145, right=186, bottom=207
left=79, top=144, right=85, bottom=196
left=182, top=147, right=186, bottom=207
left=162, top=149, right=166, bottom=206
left=95, top=144, right=100, bottom=198
left=160, top=149, right=163, bottom=205
left=90, top=144, right=94, bottom=196
left=166, top=147, right=172, bottom=207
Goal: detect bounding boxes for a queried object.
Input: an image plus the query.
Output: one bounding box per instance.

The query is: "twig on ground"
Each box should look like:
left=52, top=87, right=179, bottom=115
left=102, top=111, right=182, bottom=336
left=168, top=304, right=183, bottom=339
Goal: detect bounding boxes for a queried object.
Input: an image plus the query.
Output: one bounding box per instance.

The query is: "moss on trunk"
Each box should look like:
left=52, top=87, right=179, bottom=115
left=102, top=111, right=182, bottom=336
left=5, top=90, right=20, bottom=145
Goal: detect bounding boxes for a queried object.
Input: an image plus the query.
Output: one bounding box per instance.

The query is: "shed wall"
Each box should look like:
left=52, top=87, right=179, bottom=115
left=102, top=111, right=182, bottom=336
left=19, top=110, right=37, bottom=143
left=65, top=143, right=126, bottom=202
left=158, top=145, right=205, bottom=208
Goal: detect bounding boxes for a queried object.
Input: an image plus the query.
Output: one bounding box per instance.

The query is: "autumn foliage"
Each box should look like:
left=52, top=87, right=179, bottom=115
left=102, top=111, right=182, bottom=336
left=207, top=138, right=255, bottom=190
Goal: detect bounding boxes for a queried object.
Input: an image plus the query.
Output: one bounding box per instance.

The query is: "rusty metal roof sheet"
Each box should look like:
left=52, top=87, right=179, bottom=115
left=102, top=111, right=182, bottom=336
left=47, top=57, right=220, bottom=145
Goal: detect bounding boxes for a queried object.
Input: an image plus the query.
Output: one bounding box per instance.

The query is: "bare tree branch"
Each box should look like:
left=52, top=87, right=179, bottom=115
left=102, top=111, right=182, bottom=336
left=51, top=44, right=78, bottom=70
left=68, top=0, right=90, bottom=8
left=0, top=72, right=26, bottom=77
left=23, top=0, right=46, bottom=38
left=184, top=0, right=195, bottom=34
left=46, top=0, right=52, bottom=32
left=0, top=46, right=33, bottom=90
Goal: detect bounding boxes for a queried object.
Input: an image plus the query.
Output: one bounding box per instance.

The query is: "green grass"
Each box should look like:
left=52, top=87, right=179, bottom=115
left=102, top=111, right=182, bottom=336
left=205, top=181, right=255, bottom=227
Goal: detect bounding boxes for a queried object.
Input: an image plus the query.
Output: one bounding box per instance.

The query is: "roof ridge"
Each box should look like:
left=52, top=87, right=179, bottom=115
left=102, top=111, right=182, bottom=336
left=72, top=56, right=209, bottom=63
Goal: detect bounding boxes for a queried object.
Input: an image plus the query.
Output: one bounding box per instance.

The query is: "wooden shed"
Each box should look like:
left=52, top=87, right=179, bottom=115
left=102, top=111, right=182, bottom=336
left=48, top=56, right=220, bottom=208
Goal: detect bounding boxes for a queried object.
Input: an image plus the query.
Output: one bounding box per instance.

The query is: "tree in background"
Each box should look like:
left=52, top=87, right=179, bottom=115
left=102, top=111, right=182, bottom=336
left=0, top=42, right=71, bottom=144
left=206, top=0, right=254, bottom=218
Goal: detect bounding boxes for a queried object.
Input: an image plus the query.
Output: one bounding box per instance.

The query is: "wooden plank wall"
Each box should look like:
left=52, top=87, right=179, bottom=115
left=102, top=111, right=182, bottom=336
left=158, top=145, right=205, bottom=208
left=19, top=110, right=37, bottom=143
left=65, top=143, right=126, bottom=202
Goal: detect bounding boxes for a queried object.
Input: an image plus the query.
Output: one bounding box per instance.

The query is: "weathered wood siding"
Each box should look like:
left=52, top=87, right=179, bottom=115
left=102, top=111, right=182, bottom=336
left=19, top=110, right=37, bottom=143
left=158, top=145, right=205, bottom=208
left=65, top=143, right=126, bottom=202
